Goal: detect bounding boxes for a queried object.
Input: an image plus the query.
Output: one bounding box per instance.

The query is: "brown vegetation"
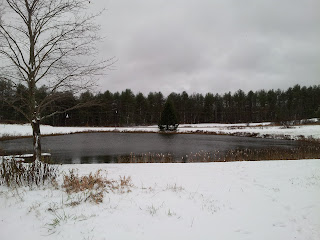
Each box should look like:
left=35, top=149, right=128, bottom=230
left=62, top=169, right=133, bottom=204
left=0, top=159, right=58, bottom=187
left=116, top=143, right=320, bottom=163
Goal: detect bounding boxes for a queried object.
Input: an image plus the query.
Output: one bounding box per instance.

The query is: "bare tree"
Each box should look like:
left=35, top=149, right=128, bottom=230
left=0, top=0, right=113, bottom=161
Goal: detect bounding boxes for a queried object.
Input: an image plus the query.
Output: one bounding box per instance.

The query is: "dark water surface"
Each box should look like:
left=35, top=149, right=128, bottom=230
left=0, top=132, right=299, bottom=164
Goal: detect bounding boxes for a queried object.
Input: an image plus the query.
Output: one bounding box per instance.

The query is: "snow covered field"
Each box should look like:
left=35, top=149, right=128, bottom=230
left=0, top=160, right=319, bottom=240
left=1, top=120, right=320, bottom=140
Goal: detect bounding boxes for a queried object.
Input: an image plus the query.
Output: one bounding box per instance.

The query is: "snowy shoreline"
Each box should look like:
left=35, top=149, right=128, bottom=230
left=1, top=121, right=320, bottom=141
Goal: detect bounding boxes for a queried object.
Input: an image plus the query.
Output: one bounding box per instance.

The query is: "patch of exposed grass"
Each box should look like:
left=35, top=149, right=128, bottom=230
left=146, top=203, right=164, bottom=216
left=167, top=209, right=176, bottom=217
left=46, top=209, right=76, bottom=233
left=166, top=183, right=184, bottom=192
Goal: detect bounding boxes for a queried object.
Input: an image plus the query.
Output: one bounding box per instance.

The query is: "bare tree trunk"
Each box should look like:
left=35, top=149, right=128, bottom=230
left=32, top=119, right=41, bottom=162
left=1, top=0, right=111, bottom=161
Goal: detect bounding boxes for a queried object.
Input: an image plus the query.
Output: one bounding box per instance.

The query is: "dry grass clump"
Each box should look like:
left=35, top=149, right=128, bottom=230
left=106, top=175, right=134, bottom=194
left=0, top=158, right=58, bottom=188
left=166, top=183, right=184, bottom=192
left=62, top=169, right=105, bottom=194
left=62, top=169, right=106, bottom=204
left=62, top=170, right=133, bottom=204
left=118, top=152, right=174, bottom=163
left=119, top=175, right=134, bottom=189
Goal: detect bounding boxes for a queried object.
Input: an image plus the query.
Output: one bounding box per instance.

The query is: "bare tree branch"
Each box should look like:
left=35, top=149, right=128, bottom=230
left=0, top=0, right=112, bottom=161
left=40, top=99, right=100, bottom=121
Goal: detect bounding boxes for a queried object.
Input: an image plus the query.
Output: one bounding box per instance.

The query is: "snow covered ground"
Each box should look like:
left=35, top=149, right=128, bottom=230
left=0, top=160, right=319, bottom=240
left=0, top=120, right=320, bottom=140
left=178, top=123, right=320, bottom=140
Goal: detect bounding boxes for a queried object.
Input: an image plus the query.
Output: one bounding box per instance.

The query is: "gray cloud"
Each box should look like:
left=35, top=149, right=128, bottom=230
left=93, top=0, right=320, bottom=95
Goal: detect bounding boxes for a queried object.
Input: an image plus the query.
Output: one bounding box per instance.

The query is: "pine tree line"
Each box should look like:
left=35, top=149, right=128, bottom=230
left=0, top=81, right=319, bottom=126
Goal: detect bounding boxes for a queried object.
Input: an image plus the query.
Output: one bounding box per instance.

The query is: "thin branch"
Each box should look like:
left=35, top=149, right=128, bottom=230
left=2, top=97, right=31, bottom=121
left=41, top=100, right=99, bottom=121
left=0, top=25, right=29, bottom=74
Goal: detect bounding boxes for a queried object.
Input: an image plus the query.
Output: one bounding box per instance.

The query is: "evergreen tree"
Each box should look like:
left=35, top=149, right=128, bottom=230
left=1, top=84, right=319, bottom=126
left=158, top=100, right=179, bottom=131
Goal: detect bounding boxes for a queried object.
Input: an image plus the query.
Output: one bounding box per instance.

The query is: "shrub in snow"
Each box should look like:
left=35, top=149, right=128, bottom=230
left=62, top=170, right=133, bottom=204
left=0, top=159, right=58, bottom=188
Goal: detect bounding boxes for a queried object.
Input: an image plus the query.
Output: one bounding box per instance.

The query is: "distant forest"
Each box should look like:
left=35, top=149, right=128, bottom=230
left=1, top=81, right=319, bottom=126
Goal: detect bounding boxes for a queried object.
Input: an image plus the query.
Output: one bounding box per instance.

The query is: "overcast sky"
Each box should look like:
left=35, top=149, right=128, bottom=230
left=92, top=0, right=320, bottom=96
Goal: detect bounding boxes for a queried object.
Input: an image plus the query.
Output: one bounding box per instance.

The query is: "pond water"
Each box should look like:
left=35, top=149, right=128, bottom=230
left=0, top=132, right=299, bottom=164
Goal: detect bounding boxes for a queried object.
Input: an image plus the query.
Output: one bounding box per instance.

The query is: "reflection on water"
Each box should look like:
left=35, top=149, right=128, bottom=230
left=0, top=132, right=299, bottom=164
left=71, top=155, right=118, bottom=164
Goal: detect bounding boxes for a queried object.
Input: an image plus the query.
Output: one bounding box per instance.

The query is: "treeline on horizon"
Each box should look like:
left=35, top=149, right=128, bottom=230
left=0, top=81, right=320, bottom=127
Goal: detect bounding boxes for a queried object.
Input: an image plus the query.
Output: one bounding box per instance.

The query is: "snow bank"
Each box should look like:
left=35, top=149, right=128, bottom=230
left=0, top=122, right=320, bottom=139
left=0, top=123, right=157, bottom=137
left=1, top=121, right=319, bottom=140
left=177, top=124, right=320, bottom=140
left=0, top=160, right=319, bottom=240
